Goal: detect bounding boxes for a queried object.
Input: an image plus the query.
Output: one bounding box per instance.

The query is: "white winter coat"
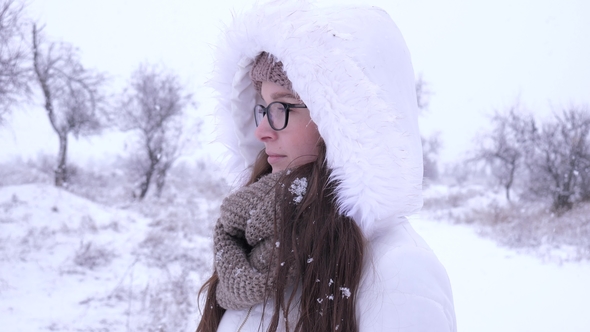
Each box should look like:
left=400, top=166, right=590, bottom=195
left=209, top=1, right=456, bottom=331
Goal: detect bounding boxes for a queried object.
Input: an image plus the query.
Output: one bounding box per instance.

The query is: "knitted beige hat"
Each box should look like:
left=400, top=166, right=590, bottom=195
left=250, top=52, right=295, bottom=95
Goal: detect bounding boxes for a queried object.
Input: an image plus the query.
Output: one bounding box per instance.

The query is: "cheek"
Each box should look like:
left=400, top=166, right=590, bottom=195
left=301, top=125, right=321, bottom=151
left=286, top=114, right=321, bottom=155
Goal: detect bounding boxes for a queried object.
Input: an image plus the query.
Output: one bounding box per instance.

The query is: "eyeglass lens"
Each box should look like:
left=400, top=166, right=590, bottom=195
left=255, top=102, right=287, bottom=130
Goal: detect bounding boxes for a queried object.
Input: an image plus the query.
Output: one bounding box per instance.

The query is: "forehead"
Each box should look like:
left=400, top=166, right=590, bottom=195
left=261, top=81, right=300, bottom=102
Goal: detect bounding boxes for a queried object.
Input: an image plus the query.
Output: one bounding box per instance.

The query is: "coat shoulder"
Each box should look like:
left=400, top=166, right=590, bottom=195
left=357, top=219, right=457, bottom=332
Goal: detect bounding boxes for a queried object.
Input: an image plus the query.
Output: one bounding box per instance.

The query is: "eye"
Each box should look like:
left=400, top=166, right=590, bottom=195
left=275, top=103, right=287, bottom=111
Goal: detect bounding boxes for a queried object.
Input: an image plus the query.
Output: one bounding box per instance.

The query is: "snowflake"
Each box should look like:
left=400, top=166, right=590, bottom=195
left=215, top=249, right=224, bottom=262
left=340, top=287, right=351, bottom=299
left=289, top=177, right=308, bottom=203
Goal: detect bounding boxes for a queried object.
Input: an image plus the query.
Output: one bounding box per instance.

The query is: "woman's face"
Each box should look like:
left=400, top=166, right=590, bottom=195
left=255, top=81, right=321, bottom=173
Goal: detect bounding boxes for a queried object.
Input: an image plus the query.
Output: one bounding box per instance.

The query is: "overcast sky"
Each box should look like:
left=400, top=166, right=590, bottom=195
left=2, top=0, right=589, bottom=166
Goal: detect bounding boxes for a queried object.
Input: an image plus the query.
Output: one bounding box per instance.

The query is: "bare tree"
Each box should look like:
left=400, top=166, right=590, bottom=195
left=578, top=158, right=590, bottom=202
left=32, top=24, right=107, bottom=187
left=473, top=102, right=590, bottom=211
left=525, top=106, right=590, bottom=211
left=119, top=63, right=191, bottom=200
left=415, top=74, right=441, bottom=182
left=415, top=73, right=432, bottom=113
left=0, top=0, right=30, bottom=123
left=474, top=107, right=536, bottom=201
left=422, top=133, right=441, bottom=182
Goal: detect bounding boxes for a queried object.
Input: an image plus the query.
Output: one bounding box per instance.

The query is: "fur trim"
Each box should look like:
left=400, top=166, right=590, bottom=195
left=210, top=0, right=423, bottom=237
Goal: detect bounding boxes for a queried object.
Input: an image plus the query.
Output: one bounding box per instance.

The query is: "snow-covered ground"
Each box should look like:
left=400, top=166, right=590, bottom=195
left=412, top=215, right=590, bottom=332
left=0, top=183, right=214, bottom=331
left=1, top=182, right=589, bottom=331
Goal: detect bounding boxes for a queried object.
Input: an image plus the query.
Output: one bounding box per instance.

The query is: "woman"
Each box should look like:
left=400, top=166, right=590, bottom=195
left=197, top=1, right=456, bottom=331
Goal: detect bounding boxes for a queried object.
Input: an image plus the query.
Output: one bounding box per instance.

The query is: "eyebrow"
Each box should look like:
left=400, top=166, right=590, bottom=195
left=270, top=91, right=299, bottom=101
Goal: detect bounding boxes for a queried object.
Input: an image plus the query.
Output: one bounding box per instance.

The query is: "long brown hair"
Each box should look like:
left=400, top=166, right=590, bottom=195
left=196, top=141, right=365, bottom=332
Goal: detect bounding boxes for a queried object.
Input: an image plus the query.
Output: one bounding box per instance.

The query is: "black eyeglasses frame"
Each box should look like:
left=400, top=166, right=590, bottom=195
left=253, top=101, right=307, bottom=131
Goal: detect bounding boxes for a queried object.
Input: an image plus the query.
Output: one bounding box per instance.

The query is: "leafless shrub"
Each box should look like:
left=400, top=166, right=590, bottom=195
left=16, top=225, right=56, bottom=259
left=0, top=156, right=52, bottom=186
left=423, top=186, right=485, bottom=210
left=440, top=161, right=476, bottom=186
left=424, top=182, right=590, bottom=261
left=461, top=200, right=590, bottom=261
left=97, top=209, right=213, bottom=331
left=73, top=241, right=115, bottom=270
left=0, top=192, right=24, bottom=216
left=0, top=155, right=226, bottom=331
left=135, top=269, right=199, bottom=332
left=64, top=158, right=134, bottom=206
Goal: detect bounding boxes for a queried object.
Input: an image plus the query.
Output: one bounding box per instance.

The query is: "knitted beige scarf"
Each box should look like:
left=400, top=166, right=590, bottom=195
left=215, top=172, right=300, bottom=310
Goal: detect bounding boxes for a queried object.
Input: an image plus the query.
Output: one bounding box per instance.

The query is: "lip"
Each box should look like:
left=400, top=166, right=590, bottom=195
left=266, top=153, right=286, bottom=164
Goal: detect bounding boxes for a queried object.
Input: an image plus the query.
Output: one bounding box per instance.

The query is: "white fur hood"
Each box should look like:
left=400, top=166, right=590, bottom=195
left=210, top=0, right=423, bottom=238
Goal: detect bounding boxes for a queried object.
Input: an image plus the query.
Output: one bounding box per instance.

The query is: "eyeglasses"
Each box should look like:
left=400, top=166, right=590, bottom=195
left=253, top=101, right=307, bottom=131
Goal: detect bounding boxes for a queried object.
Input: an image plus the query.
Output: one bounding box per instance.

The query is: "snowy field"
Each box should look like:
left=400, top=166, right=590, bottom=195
left=412, top=216, right=590, bottom=332
left=1, top=179, right=589, bottom=331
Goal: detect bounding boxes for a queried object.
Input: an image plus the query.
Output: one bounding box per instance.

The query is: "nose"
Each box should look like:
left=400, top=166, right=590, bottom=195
left=254, top=114, right=277, bottom=142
